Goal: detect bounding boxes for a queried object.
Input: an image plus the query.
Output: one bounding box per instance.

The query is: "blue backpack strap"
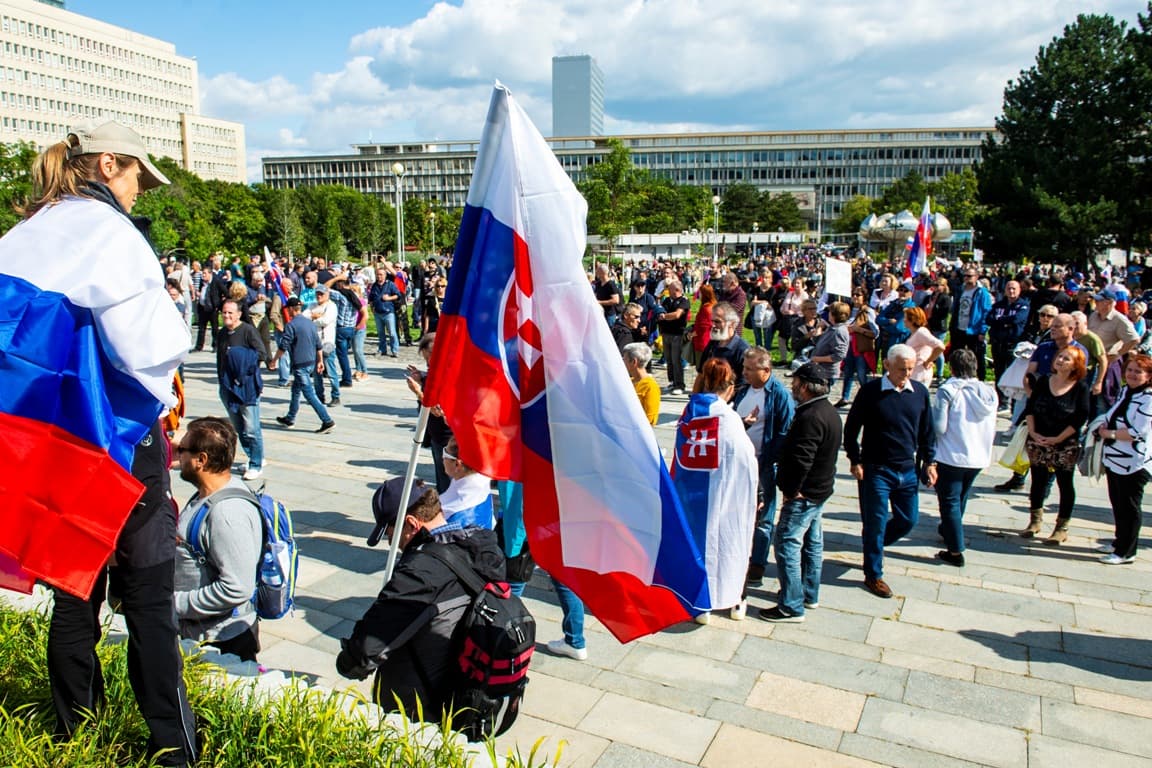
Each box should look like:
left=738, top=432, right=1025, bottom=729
left=184, top=486, right=261, bottom=561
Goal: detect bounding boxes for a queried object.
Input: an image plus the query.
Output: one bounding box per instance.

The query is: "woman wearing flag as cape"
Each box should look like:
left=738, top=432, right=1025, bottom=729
left=671, top=358, right=759, bottom=623
left=0, top=119, right=194, bottom=766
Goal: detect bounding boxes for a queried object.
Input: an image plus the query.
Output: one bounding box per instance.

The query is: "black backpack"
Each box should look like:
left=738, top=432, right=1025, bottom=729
left=426, top=544, right=535, bottom=741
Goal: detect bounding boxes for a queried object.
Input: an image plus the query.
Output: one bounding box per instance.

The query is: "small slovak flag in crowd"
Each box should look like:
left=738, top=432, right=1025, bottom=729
left=905, top=196, right=933, bottom=279
left=423, top=83, right=709, bottom=642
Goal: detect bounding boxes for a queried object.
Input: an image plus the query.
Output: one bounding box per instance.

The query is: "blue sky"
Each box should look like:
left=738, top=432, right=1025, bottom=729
left=68, top=0, right=1149, bottom=182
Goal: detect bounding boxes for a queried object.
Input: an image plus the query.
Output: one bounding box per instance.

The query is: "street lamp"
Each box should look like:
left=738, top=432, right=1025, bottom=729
left=429, top=212, right=436, bottom=257
left=391, top=162, right=406, bottom=261
left=752, top=221, right=759, bottom=259
left=711, top=195, right=721, bottom=260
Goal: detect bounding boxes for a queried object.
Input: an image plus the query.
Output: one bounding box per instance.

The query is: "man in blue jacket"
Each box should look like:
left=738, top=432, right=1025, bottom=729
left=949, top=268, right=994, bottom=381
left=732, top=346, right=795, bottom=586
left=216, top=299, right=267, bottom=479
left=987, top=280, right=1030, bottom=401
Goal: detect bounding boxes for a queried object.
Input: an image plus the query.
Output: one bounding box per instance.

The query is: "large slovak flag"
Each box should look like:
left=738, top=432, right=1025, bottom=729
left=423, top=84, right=709, bottom=642
left=0, top=198, right=188, bottom=597
left=904, top=196, right=933, bottom=279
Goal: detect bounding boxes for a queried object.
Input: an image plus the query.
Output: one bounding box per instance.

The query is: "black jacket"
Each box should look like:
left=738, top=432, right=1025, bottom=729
left=338, top=526, right=505, bottom=718
left=776, top=395, right=842, bottom=503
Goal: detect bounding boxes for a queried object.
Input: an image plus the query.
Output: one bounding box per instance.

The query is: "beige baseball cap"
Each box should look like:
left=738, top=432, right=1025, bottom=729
left=67, top=119, right=170, bottom=190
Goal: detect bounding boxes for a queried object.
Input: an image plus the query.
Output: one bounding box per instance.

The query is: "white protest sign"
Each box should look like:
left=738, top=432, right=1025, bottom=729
left=824, top=256, right=852, bottom=297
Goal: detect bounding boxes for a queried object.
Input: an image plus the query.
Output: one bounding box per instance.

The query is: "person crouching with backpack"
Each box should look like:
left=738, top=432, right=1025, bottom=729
left=174, top=417, right=264, bottom=662
left=337, top=477, right=505, bottom=722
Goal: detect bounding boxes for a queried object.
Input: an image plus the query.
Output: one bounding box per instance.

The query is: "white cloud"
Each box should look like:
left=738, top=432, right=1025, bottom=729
left=193, top=0, right=1146, bottom=183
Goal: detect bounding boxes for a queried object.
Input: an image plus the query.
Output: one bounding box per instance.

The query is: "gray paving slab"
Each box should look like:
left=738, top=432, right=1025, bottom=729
left=1028, top=647, right=1152, bottom=700
left=837, top=733, right=989, bottom=768
left=733, top=635, right=909, bottom=701
left=591, top=744, right=698, bottom=768
left=901, top=670, right=1042, bottom=730
left=705, top=699, right=845, bottom=752
left=1041, top=699, right=1152, bottom=758
left=614, top=644, right=757, bottom=703
left=1027, top=735, right=1152, bottom=768
left=855, top=698, right=1027, bottom=768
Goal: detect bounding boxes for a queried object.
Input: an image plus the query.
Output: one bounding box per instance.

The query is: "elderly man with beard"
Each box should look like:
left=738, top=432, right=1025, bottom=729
left=700, top=302, right=750, bottom=396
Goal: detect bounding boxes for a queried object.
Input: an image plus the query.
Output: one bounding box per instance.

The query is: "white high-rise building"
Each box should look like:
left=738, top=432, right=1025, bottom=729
left=552, top=54, right=603, bottom=138
left=0, top=0, right=246, bottom=183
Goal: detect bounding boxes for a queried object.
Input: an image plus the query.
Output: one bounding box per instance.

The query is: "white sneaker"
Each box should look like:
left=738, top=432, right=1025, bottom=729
left=803, top=601, right=820, bottom=610
left=1100, top=553, right=1135, bottom=565
left=729, top=601, right=747, bottom=621
left=693, top=612, right=711, bottom=625
left=242, top=467, right=264, bottom=481
left=1095, top=543, right=1115, bottom=554
left=545, top=639, right=587, bottom=660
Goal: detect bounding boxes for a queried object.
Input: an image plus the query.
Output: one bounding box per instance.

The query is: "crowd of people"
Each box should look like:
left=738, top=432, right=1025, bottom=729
left=7, top=115, right=1152, bottom=763
left=596, top=248, right=1152, bottom=612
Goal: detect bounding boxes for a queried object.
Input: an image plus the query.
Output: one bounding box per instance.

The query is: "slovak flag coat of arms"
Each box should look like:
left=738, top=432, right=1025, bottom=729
left=671, top=393, right=758, bottom=612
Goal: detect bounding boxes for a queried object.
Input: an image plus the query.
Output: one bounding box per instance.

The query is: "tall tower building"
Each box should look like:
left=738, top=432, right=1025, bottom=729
left=552, top=54, right=603, bottom=137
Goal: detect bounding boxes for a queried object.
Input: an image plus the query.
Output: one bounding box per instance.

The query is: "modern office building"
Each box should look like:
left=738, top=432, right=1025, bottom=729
left=0, top=0, right=246, bottom=183
left=552, top=54, right=604, bottom=137
left=262, top=127, right=990, bottom=227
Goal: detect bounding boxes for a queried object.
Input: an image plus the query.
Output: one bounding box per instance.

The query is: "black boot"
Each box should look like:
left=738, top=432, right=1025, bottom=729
left=994, top=472, right=1026, bottom=492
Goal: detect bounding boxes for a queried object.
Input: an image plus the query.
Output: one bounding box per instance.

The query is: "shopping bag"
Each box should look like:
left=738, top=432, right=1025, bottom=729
left=998, top=424, right=1030, bottom=474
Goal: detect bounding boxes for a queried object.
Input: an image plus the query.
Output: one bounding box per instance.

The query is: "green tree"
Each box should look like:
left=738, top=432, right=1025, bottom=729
left=977, top=9, right=1150, bottom=261
left=0, top=141, right=37, bottom=233
left=258, top=186, right=306, bottom=259
left=761, top=190, right=805, bottom=232
left=832, top=194, right=875, bottom=235
left=578, top=139, right=642, bottom=248
left=929, top=168, right=982, bottom=229
left=720, top=183, right=760, bottom=231
left=876, top=170, right=929, bottom=215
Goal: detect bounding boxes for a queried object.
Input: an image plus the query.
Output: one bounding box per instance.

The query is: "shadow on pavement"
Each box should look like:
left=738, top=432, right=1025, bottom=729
left=959, top=629, right=1152, bottom=680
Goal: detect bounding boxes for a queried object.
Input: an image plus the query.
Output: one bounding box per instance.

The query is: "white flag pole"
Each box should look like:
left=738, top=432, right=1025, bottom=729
left=382, top=404, right=431, bottom=585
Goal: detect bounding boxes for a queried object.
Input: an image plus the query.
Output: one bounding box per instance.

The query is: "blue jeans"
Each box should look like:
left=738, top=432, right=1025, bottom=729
left=287, top=365, right=332, bottom=424
left=353, top=329, right=367, bottom=374
left=322, top=346, right=340, bottom=400
left=841, top=351, right=871, bottom=401
left=335, top=326, right=356, bottom=386
left=552, top=577, right=585, bottom=649
left=749, top=462, right=778, bottom=568
left=935, top=463, right=980, bottom=553
left=773, top=497, right=824, bottom=615
left=224, top=401, right=264, bottom=470
left=272, top=330, right=290, bottom=385
left=933, top=331, right=947, bottom=379
left=858, top=464, right=920, bottom=580
left=374, top=310, right=399, bottom=356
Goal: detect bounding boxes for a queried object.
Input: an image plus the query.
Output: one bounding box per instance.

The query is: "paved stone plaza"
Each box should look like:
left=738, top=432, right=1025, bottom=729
left=110, top=350, right=1152, bottom=765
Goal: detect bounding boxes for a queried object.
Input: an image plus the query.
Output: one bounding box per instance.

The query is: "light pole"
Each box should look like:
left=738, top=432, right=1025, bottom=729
left=429, top=211, right=436, bottom=257
left=711, top=195, right=721, bottom=261
left=752, top=221, right=759, bottom=259
left=391, top=162, right=406, bottom=261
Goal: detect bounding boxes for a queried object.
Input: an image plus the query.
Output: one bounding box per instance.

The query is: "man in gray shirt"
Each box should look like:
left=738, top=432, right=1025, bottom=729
left=173, top=417, right=263, bottom=661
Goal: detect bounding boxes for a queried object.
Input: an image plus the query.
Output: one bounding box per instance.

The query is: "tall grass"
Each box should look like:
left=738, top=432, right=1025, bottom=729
left=0, top=603, right=559, bottom=768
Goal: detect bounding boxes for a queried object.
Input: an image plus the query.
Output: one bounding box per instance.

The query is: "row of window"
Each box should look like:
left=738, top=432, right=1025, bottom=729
left=621, top=130, right=988, bottom=147
left=0, top=15, right=192, bottom=77
left=0, top=76, right=191, bottom=116
left=0, top=44, right=192, bottom=97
